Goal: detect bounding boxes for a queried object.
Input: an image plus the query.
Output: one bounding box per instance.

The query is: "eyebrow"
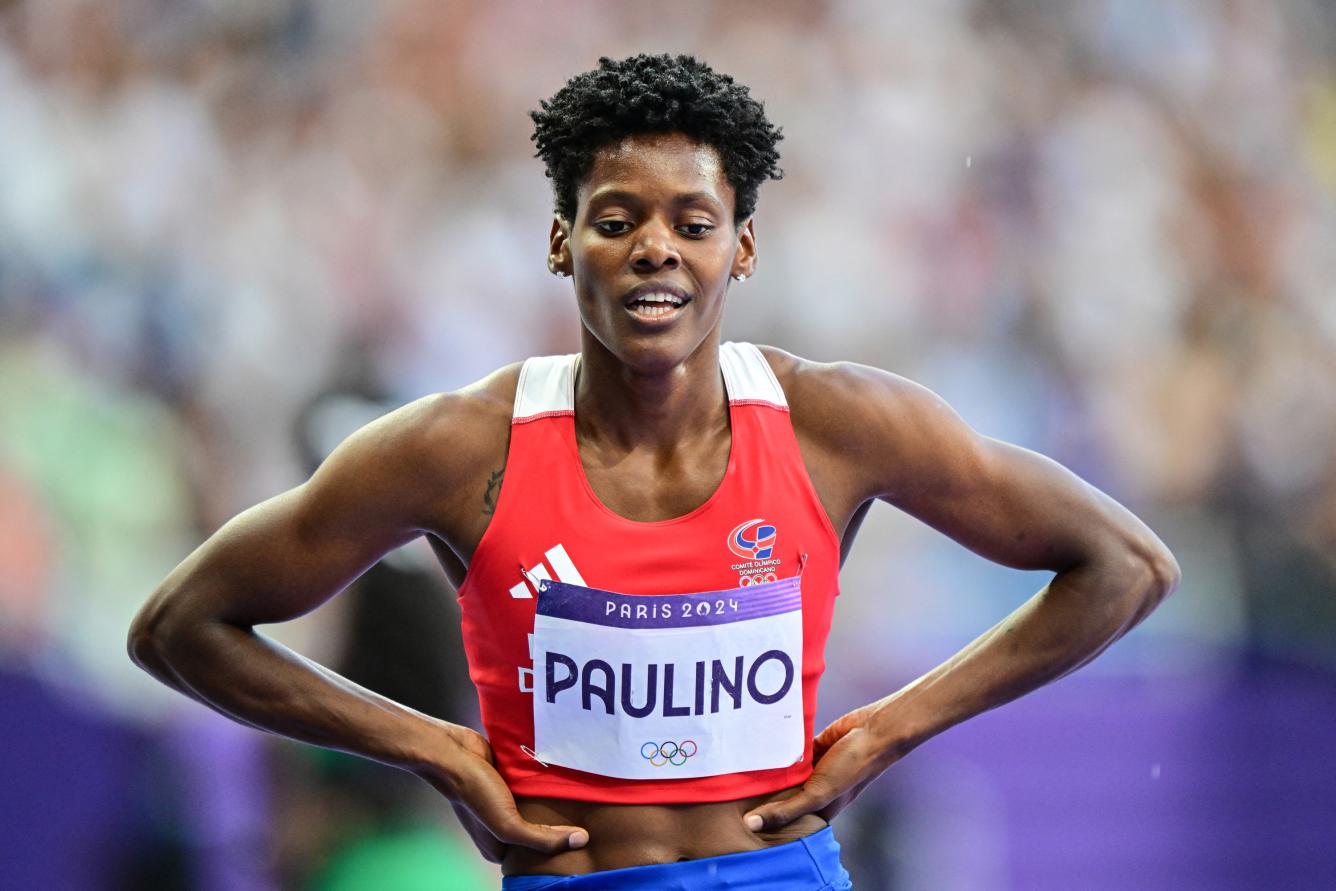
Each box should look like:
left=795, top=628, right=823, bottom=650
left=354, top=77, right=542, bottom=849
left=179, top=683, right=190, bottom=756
left=586, top=189, right=723, bottom=210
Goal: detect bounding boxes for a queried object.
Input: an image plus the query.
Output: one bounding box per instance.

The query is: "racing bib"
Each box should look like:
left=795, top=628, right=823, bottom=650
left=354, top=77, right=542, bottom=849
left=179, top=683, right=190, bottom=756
left=529, top=573, right=806, bottom=780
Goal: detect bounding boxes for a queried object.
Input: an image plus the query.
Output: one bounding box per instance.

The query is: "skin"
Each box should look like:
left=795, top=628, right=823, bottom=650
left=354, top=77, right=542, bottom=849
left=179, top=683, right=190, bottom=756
left=128, top=132, right=1181, bottom=876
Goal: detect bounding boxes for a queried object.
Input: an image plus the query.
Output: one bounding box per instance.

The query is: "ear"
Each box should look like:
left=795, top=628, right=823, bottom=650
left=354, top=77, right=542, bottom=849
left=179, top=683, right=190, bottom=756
left=548, top=216, right=572, bottom=277
left=730, top=218, right=757, bottom=280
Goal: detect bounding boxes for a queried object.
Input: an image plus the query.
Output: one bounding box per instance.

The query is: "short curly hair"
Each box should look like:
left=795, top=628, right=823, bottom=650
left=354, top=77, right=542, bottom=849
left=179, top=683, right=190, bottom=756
left=529, top=54, right=784, bottom=225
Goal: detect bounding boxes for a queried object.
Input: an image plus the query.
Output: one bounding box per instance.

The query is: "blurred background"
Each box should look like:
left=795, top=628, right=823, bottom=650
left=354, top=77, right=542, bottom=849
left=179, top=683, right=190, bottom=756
left=2, top=0, right=1334, bottom=888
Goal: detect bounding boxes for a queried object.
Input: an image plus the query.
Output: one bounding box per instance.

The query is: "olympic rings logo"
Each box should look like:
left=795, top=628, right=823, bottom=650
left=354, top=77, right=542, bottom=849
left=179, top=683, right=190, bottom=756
left=640, top=739, right=699, bottom=767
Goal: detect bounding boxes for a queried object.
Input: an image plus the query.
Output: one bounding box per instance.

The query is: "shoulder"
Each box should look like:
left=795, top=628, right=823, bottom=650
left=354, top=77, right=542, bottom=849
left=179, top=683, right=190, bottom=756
left=754, top=342, right=952, bottom=436
left=754, top=343, right=913, bottom=406
left=376, top=361, right=520, bottom=464
left=414, top=361, right=523, bottom=454
left=754, top=344, right=986, bottom=503
left=309, top=362, right=523, bottom=531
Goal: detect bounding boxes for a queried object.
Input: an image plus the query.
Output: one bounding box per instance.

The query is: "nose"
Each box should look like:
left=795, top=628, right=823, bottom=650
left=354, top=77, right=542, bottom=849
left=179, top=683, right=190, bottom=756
left=629, top=219, right=680, bottom=272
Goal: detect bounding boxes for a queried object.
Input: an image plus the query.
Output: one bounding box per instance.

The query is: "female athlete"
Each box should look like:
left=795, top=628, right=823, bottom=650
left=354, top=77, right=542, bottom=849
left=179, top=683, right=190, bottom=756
left=129, top=54, right=1180, bottom=888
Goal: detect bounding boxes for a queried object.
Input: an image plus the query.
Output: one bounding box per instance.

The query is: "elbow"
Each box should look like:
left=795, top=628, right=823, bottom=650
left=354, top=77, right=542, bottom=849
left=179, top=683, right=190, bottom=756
left=1120, top=533, right=1181, bottom=620
left=127, top=604, right=165, bottom=672
left=128, top=587, right=243, bottom=677
left=1149, top=546, right=1182, bottom=603
left=1134, top=530, right=1181, bottom=605
left=1077, top=528, right=1181, bottom=630
left=127, top=593, right=191, bottom=673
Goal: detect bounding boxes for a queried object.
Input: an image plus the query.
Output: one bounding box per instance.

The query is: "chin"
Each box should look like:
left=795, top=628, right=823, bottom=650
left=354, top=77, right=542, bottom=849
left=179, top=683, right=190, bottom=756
left=584, top=324, right=714, bottom=376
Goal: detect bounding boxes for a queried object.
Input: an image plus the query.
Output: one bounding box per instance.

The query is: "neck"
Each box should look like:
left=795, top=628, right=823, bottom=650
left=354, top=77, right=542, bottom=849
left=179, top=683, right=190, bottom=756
left=574, top=330, right=728, bottom=452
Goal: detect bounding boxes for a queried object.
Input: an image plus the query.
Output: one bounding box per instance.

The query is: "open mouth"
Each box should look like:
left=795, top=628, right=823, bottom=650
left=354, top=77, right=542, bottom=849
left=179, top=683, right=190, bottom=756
left=622, top=284, right=693, bottom=325
left=626, top=292, right=690, bottom=319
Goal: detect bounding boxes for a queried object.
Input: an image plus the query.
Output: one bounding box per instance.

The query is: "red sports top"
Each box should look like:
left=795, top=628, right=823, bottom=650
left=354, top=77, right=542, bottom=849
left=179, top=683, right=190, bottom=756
left=456, top=341, right=841, bottom=803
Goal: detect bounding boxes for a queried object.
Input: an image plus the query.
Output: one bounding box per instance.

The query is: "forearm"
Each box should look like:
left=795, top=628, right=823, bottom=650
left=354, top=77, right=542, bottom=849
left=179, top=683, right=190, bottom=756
left=134, top=618, right=450, bottom=773
left=868, top=547, right=1178, bottom=756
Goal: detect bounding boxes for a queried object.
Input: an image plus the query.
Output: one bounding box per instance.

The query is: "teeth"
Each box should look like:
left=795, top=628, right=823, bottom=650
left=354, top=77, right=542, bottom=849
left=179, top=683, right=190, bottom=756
left=632, top=292, right=685, bottom=306
left=632, top=303, right=680, bottom=317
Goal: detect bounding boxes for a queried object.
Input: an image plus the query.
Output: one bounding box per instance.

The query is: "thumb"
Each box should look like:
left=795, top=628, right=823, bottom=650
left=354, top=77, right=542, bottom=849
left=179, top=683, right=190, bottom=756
left=453, top=773, right=589, bottom=854
left=485, top=807, right=589, bottom=854
left=743, top=779, right=834, bottom=832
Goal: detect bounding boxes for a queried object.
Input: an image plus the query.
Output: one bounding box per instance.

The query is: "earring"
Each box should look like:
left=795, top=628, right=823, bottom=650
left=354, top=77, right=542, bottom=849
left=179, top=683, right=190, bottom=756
left=733, top=274, right=747, bottom=282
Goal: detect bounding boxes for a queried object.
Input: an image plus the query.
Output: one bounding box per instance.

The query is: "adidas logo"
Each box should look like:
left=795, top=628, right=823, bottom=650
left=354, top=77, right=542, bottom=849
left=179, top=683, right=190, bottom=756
left=509, top=543, right=586, bottom=598
left=513, top=543, right=586, bottom=695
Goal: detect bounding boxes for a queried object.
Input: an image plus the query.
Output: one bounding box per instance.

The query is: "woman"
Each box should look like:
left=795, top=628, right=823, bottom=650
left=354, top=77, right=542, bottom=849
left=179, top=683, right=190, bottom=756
left=129, top=54, right=1180, bottom=888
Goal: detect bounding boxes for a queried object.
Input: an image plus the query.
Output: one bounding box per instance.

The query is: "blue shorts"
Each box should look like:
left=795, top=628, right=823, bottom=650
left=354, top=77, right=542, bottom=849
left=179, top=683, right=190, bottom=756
left=499, top=825, right=852, bottom=890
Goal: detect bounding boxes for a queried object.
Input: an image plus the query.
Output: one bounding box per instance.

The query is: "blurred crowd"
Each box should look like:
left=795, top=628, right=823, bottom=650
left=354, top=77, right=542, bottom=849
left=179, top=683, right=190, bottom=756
left=2, top=1, right=1334, bottom=888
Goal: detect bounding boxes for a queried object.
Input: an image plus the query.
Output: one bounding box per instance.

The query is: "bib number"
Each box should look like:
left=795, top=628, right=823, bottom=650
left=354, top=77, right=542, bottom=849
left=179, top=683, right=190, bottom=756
left=530, top=575, right=805, bottom=780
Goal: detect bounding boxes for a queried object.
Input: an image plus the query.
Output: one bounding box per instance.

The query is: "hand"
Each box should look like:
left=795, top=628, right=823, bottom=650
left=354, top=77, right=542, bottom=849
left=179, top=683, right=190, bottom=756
left=743, top=702, right=901, bottom=832
left=416, top=723, right=588, bottom=863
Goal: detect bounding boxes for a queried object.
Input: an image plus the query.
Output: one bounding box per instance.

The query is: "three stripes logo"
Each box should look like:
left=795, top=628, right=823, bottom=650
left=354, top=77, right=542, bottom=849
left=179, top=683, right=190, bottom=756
left=509, top=543, right=586, bottom=598
left=514, top=543, right=585, bottom=696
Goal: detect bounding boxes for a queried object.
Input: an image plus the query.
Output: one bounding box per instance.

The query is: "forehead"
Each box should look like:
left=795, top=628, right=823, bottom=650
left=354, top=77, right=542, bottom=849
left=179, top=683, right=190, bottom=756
left=578, top=133, right=733, bottom=213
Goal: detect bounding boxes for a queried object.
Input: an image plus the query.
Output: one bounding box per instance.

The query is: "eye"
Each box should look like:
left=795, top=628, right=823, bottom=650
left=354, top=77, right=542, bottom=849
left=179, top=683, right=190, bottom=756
left=594, top=220, right=632, bottom=235
left=678, top=223, right=715, bottom=238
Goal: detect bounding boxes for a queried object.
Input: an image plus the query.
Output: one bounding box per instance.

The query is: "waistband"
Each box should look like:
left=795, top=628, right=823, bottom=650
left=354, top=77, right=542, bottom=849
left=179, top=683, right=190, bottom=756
left=499, top=825, right=851, bottom=890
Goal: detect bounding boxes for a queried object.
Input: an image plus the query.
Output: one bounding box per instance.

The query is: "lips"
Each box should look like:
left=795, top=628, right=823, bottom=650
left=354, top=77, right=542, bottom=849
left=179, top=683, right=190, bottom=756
left=621, top=282, right=693, bottom=325
left=621, top=282, right=693, bottom=308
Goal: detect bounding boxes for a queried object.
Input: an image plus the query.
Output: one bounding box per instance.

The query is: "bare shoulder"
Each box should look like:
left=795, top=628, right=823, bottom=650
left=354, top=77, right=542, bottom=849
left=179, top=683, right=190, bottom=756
left=313, top=362, right=522, bottom=538
left=754, top=343, right=919, bottom=421
left=366, top=362, right=517, bottom=458
left=755, top=344, right=983, bottom=504
left=410, top=361, right=522, bottom=466
left=754, top=345, right=1178, bottom=577
left=132, top=362, right=527, bottom=631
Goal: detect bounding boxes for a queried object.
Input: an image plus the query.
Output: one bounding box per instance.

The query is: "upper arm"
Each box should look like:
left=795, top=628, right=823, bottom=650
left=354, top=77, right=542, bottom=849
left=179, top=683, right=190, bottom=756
left=133, top=388, right=495, bottom=637
left=796, top=359, right=1176, bottom=576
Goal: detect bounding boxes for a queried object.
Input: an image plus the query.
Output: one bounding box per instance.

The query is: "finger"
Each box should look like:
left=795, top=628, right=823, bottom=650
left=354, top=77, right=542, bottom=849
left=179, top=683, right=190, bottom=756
left=488, top=812, right=589, bottom=853
left=430, top=749, right=589, bottom=855
left=811, top=723, right=849, bottom=764
left=812, top=731, right=836, bottom=763
left=744, top=776, right=837, bottom=832
left=812, top=711, right=862, bottom=758
left=815, top=776, right=875, bottom=824
left=461, top=777, right=589, bottom=853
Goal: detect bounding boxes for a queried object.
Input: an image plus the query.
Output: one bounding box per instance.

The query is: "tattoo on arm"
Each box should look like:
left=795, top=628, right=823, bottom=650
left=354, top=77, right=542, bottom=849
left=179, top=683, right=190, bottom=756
left=482, top=469, right=504, bottom=516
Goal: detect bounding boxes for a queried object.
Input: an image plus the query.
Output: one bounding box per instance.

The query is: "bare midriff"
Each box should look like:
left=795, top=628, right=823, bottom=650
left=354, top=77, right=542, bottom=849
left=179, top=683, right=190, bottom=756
left=501, top=784, right=828, bottom=876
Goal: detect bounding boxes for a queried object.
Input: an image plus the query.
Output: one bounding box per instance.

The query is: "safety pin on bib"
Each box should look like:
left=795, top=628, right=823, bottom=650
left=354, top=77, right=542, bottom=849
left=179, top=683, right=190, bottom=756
left=518, top=563, right=550, bottom=594
left=520, top=745, right=550, bottom=768
left=518, top=563, right=549, bottom=769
